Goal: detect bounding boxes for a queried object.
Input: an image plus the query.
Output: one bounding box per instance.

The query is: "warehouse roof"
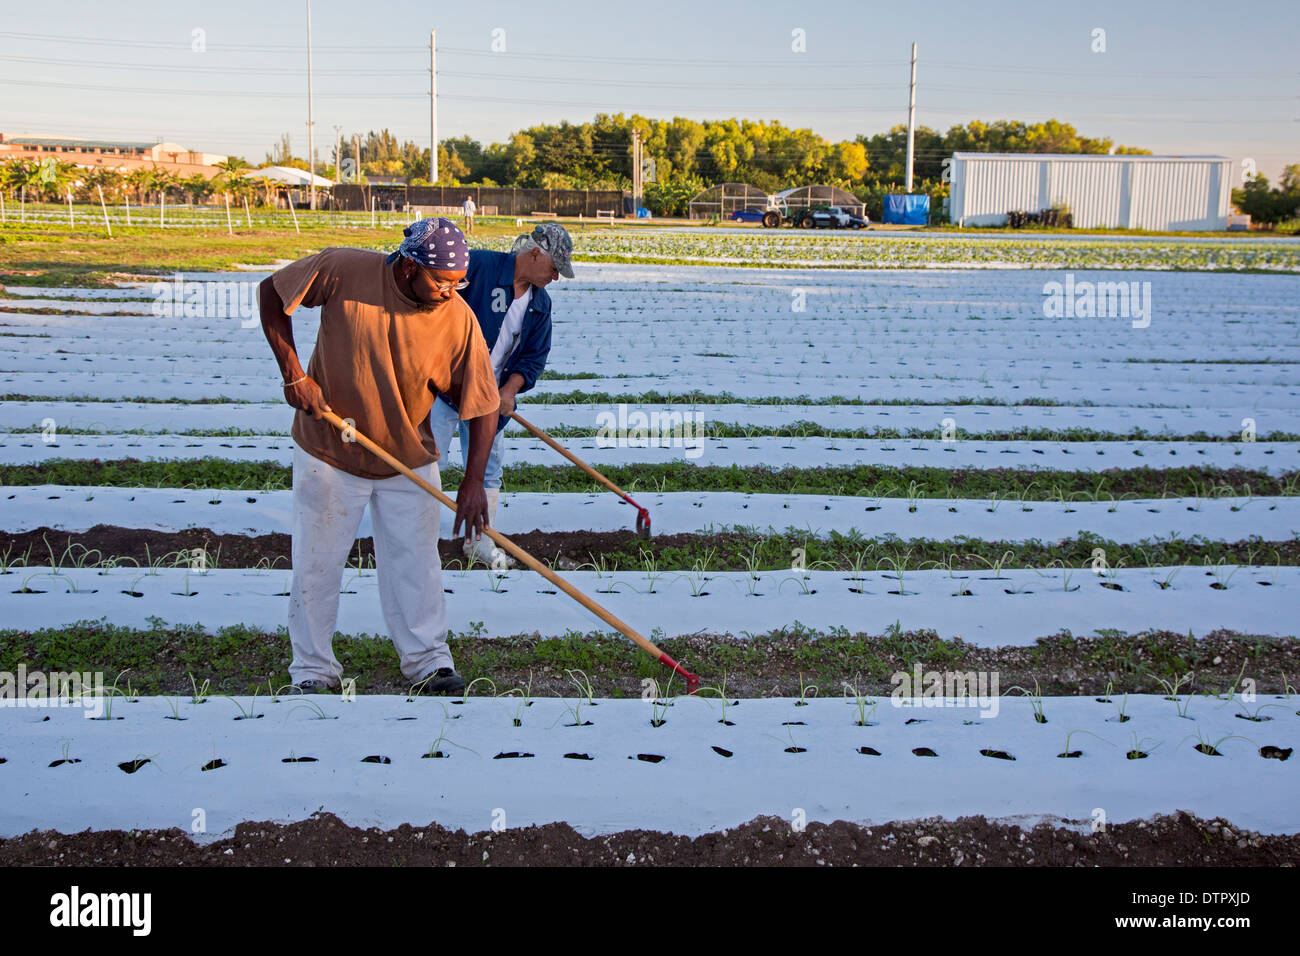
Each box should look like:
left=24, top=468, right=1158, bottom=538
left=951, top=152, right=1229, bottom=161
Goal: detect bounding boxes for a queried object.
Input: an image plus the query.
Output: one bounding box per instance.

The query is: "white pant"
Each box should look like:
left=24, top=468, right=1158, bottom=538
left=288, top=444, right=452, bottom=684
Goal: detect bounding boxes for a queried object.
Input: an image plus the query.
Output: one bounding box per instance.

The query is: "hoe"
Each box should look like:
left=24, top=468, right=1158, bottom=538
left=510, top=410, right=652, bottom=539
left=321, top=410, right=697, bottom=693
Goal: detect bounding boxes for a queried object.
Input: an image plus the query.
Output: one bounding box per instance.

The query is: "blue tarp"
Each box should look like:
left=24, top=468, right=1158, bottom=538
left=883, top=194, right=930, bottom=225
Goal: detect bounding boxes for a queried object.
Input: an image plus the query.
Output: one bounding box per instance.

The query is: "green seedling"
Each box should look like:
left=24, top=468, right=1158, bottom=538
left=225, top=688, right=262, bottom=720
left=423, top=724, right=478, bottom=759
left=1126, top=732, right=1160, bottom=759
left=187, top=674, right=209, bottom=705
left=1204, top=556, right=1239, bottom=590
left=448, top=676, right=497, bottom=705
left=638, top=548, right=666, bottom=593
left=740, top=543, right=765, bottom=596
left=1112, top=693, right=1131, bottom=723
left=1236, top=700, right=1283, bottom=722
left=697, top=670, right=738, bottom=725
left=565, top=668, right=598, bottom=706
left=648, top=669, right=678, bottom=727
left=91, top=669, right=131, bottom=720
left=1005, top=679, right=1047, bottom=723
left=1214, top=660, right=1250, bottom=702
left=842, top=676, right=877, bottom=726
left=876, top=551, right=911, bottom=595
left=763, top=725, right=807, bottom=754
left=1154, top=564, right=1184, bottom=590
left=795, top=672, right=819, bottom=706
left=1058, top=728, right=1115, bottom=758
left=288, top=697, right=334, bottom=721
left=905, top=479, right=924, bottom=513
left=1179, top=728, right=1253, bottom=757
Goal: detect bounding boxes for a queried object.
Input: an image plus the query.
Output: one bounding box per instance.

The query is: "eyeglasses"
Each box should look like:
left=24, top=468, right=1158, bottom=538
left=431, top=278, right=469, bottom=293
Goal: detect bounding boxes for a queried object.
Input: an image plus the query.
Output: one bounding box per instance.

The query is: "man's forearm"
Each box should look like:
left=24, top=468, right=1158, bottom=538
left=500, top=372, right=526, bottom=397
left=462, top=412, right=499, bottom=483
left=259, top=280, right=303, bottom=380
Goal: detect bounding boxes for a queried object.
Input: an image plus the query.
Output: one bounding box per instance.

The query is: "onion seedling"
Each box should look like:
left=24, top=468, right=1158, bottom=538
left=1005, top=679, right=1046, bottom=723
left=697, top=670, right=738, bottom=725
left=877, top=551, right=911, bottom=595
left=1126, top=733, right=1159, bottom=759
left=423, top=724, right=477, bottom=759
left=1058, top=728, right=1115, bottom=758
left=225, top=688, right=262, bottom=720
left=1203, top=557, right=1239, bottom=590
left=795, top=672, right=819, bottom=707
left=1179, top=729, right=1253, bottom=757
left=1111, top=694, right=1130, bottom=723
left=1152, top=670, right=1194, bottom=703
left=565, top=669, right=598, bottom=706
left=188, top=674, right=209, bottom=705
left=289, top=697, right=335, bottom=720
left=1214, top=660, right=1249, bottom=702
left=638, top=548, right=666, bottom=594
left=449, top=676, right=496, bottom=705
left=1235, top=700, right=1282, bottom=722
left=842, top=677, right=876, bottom=726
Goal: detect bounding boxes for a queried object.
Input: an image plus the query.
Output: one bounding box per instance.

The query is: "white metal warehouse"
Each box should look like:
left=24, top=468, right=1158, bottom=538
left=947, top=153, right=1231, bottom=230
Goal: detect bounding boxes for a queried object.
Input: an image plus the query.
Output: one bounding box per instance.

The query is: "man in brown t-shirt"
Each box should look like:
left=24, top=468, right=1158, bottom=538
left=257, top=217, right=500, bottom=695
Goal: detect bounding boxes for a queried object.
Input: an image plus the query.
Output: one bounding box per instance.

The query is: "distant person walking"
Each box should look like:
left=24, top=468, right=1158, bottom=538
left=462, top=195, right=477, bottom=234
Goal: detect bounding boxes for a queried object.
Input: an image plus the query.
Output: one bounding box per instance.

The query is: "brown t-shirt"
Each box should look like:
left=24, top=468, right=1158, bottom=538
left=272, top=246, right=499, bottom=479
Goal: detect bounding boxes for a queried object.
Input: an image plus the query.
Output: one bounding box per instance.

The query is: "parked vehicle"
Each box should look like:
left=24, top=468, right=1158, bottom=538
left=761, top=205, right=869, bottom=229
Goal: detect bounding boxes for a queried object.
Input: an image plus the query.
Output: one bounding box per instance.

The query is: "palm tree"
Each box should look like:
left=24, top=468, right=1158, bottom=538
left=181, top=173, right=212, bottom=206
left=151, top=168, right=181, bottom=205
left=251, top=175, right=279, bottom=207
left=0, top=159, right=29, bottom=201
left=82, top=167, right=125, bottom=203
left=125, top=167, right=153, bottom=204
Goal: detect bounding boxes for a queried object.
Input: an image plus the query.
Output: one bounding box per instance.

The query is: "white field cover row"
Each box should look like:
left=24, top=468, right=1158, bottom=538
left=0, top=399, right=1289, bottom=439
left=2, top=267, right=1297, bottom=405
left=2, top=433, right=1294, bottom=473
left=1, top=566, right=1294, bottom=646
left=0, top=694, right=1294, bottom=839
left=6, top=363, right=1290, bottom=408
left=5, top=487, right=1299, bottom=543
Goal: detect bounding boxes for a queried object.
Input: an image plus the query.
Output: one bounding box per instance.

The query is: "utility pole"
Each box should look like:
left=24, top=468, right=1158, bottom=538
left=333, top=124, right=342, bottom=184
left=430, top=30, right=438, bottom=184
left=631, top=128, right=641, bottom=215
left=904, top=41, right=917, bottom=194
left=306, top=0, right=316, bottom=210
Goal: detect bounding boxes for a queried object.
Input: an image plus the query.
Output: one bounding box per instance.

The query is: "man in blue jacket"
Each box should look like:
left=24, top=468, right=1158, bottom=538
left=429, top=222, right=574, bottom=562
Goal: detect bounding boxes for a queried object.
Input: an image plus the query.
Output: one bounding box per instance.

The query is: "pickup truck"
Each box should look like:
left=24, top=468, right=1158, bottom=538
left=762, top=205, right=869, bottom=229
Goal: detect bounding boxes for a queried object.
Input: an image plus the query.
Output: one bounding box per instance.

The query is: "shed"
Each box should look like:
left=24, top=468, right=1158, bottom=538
left=947, top=153, right=1231, bottom=230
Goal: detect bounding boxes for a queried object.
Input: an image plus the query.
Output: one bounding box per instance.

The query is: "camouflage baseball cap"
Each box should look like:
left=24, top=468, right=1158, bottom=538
left=514, top=222, right=574, bottom=278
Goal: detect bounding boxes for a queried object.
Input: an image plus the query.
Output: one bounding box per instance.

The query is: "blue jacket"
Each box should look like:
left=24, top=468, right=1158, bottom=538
left=457, top=250, right=552, bottom=415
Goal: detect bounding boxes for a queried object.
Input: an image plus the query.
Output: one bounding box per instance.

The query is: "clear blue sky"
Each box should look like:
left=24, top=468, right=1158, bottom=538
left=2, top=0, right=1296, bottom=179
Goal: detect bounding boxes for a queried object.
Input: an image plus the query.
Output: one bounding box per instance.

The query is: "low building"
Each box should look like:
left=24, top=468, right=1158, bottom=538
left=0, top=134, right=228, bottom=179
left=947, top=153, right=1232, bottom=231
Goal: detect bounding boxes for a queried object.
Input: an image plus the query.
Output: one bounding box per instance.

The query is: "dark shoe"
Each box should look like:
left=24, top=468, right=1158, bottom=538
left=415, top=667, right=466, bottom=696
left=295, top=679, right=337, bottom=694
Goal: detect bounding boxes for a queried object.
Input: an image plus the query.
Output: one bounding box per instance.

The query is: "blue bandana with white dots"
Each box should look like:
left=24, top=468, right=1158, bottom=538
left=385, top=217, right=469, bottom=271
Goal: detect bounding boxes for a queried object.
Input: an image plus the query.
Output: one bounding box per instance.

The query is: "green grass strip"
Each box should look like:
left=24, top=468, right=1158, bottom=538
left=0, top=617, right=1292, bottom=699
left=4, top=459, right=1295, bottom=498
